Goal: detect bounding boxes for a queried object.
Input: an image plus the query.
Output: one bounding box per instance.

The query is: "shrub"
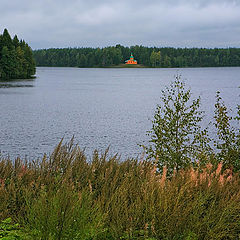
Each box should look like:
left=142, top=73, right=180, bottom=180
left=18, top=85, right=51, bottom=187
left=144, top=76, right=240, bottom=174
left=214, top=91, right=240, bottom=171
left=143, top=75, right=211, bottom=172
left=0, top=218, right=30, bottom=240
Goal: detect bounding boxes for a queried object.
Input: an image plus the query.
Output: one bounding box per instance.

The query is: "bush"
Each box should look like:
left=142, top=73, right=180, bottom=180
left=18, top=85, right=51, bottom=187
left=144, top=76, right=240, bottom=173
left=143, top=75, right=211, bottom=172
left=0, top=218, right=29, bottom=240
left=214, top=91, right=240, bottom=171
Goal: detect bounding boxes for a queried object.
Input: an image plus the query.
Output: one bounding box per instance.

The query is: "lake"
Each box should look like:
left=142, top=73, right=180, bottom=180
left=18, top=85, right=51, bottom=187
left=0, top=67, right=239, bottom=160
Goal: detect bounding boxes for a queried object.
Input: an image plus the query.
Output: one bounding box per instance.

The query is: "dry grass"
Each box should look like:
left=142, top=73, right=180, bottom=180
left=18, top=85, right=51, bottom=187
left=0, top=141, right=239, bottom=239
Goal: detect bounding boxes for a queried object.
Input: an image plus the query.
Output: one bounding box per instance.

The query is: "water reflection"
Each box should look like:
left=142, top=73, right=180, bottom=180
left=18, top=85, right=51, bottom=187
left=0, top=83, right=34, bottom=88
left=0, top=79, right=34, bottom=88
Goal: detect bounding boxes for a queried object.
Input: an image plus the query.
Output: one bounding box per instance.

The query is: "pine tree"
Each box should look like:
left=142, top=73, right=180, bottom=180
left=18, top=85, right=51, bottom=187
left=13, top=35, right=20, bottom=48
left=0, top=46, right=11, bottom=79
left=2, top=29, right=13, bottom=50
left=0, top=29, right=36, bottom=80
left=77, top=54, right=87, bottom=67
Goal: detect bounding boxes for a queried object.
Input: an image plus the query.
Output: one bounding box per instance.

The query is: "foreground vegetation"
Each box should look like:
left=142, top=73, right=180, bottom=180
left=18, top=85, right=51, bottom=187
left=0, top=77, right=239, bottom=239
left=0, top=143, right=240, bottom=240
left=0, top=28, right=36, bottom=80
left=33, top=45, right=240, bottom=68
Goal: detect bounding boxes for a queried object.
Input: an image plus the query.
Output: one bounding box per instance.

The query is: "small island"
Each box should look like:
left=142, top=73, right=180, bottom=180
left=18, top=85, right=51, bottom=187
left=0, top=29, right=36, bottom=80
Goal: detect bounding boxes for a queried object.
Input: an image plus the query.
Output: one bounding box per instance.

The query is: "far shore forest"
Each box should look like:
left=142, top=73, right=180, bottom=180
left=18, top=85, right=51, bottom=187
left=33, top=45, right=240, bottom=68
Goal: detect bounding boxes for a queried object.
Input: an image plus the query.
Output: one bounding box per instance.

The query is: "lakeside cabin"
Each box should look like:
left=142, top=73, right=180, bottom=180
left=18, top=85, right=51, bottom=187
left=125, top=53, right=138, bottom=64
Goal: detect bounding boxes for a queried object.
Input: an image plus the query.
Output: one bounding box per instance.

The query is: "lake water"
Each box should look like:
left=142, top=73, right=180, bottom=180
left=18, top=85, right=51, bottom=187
left=0, top=67, right=239, bottom=160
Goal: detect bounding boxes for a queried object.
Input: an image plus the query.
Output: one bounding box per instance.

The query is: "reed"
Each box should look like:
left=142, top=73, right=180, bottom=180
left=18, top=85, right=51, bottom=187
left=0, top=141, right=239, bottom=239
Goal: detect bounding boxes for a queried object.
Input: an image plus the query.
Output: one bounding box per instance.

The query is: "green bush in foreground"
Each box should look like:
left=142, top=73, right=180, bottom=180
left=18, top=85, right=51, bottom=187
left=144, top=75, right=240, bottom=173
left=144, top=75, right=208, bottom=172
left=0, top=217, right=30, bottom=240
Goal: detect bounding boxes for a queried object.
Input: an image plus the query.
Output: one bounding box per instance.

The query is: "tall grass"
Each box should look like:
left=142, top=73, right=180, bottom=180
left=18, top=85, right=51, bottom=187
left=0, top=141, right=240, bottom=239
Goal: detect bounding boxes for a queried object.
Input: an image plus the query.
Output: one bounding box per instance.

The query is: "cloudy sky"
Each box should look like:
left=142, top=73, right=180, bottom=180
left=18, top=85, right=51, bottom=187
left=1, top=0, right=240, bottom=49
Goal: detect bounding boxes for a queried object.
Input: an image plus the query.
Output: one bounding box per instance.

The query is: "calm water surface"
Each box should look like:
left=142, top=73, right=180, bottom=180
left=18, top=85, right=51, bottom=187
left=0, top=67, right=239, bottom=160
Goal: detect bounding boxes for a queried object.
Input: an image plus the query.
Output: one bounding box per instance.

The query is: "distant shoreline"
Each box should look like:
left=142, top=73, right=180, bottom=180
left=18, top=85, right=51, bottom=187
left=35, top=65, right=240, bottom=69
left=105, top=64, right=147, bottom=68
left=33, top=45, right=240, bottom=68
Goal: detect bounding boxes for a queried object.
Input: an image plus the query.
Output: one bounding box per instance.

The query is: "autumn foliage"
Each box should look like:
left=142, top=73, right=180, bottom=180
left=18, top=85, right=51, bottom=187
left=0, top=141, right=239, bottom=239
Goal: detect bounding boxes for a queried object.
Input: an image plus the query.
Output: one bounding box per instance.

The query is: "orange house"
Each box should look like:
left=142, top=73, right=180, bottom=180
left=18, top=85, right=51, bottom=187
left=125, top=53, right=137, bottom=64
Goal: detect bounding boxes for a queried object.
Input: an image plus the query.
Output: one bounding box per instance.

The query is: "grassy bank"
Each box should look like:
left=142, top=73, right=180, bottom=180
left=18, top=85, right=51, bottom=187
left=0, top=140, right=240, bottom=240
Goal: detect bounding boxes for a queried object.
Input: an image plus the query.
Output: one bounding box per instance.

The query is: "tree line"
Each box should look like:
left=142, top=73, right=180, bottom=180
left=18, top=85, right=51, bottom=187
left=33, top=44, right=240, bottom=68
left=0, top=28, right=36, bottom=80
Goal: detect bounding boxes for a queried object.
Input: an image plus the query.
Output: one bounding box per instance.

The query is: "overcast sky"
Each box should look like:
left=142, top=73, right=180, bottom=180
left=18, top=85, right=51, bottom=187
left=1, top=0, right=240, bottom=49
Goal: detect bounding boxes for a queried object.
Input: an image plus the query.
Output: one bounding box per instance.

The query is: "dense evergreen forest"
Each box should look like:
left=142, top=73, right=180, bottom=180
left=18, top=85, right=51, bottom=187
left=33, top=44, right=240, bottom=68
left=0, top=29, right=36, bottom=80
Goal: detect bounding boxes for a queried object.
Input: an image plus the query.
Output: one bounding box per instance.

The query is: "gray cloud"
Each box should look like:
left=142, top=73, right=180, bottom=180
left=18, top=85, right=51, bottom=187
left=0, top=0, right=240, bottom=49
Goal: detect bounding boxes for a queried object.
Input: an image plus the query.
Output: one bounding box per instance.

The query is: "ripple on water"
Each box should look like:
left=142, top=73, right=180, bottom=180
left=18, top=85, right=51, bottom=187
left=0, top=67, right=239, bottom=160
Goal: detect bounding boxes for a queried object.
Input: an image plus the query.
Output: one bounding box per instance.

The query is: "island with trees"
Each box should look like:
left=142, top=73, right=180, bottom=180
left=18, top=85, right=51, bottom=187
left=0, top=28, right=36, bottom=80
left=33, top=44, right=240, bottom=68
